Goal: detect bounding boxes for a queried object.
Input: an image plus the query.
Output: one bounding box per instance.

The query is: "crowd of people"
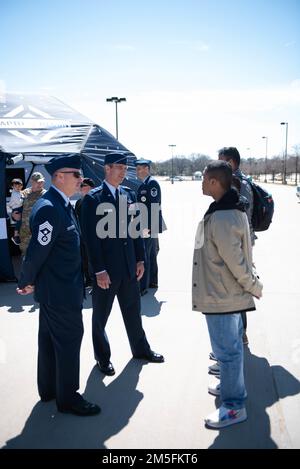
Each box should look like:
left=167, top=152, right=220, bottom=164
left=14, top=146, right=262, bottom=428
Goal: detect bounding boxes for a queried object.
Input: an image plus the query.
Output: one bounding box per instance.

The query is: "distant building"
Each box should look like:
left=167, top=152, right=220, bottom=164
left=193, top=171, right=202, bottom=180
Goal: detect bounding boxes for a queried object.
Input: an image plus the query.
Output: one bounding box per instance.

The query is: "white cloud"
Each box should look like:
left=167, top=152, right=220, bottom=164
left=284, top=41, right=296, bottom=47
left=193, top=41, right=210, bottom=52
left=290, top=79, right=300, bottom=89
left=67, top=82, right=300, bottom=160
left=0, top=80, right=6, bottom=103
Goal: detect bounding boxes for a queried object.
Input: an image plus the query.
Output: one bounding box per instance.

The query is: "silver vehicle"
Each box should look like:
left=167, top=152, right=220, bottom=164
left=168, top=176, right=183, bottom=182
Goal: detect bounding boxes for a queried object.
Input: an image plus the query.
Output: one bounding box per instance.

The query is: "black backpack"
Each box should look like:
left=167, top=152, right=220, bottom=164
left=245, top=178, right=274, bottom=232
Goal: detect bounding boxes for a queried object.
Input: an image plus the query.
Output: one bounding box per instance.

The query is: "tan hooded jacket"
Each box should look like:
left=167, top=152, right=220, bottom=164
left=192, top=209, right=262, bottom=314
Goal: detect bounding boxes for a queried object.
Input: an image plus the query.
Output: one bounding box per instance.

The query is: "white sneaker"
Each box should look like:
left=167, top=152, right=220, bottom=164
left=208, top=382, right=221, bottom=396
left=209, top=352, right=218, bottom=361
left=205, top=405, right=247, bottom=429
left=208, top=362, right=220, bottom=375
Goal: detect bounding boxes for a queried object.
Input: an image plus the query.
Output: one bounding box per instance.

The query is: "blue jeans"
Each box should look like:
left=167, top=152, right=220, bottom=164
left=205, top=313, right=247, bottom=409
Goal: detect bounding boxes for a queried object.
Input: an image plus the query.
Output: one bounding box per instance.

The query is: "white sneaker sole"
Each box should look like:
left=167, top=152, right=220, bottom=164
left=205, top=410, right=247, bottom=429
left=208, top=385, right=221, bottom=396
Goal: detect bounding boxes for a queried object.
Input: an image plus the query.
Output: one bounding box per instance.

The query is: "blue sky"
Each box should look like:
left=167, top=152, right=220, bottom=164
left=1, top=0, right=300, bottom=160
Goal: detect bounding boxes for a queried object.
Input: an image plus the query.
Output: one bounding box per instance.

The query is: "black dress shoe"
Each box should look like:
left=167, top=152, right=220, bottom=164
left=134, top=351, right=164, bottom=363
left=140, top=289, right=148, bottom=296
left=58, top=398, right=101, bottom=416
left=97, top=361, right=115, bottom=376
left=149, top=283, right=158, bottom=288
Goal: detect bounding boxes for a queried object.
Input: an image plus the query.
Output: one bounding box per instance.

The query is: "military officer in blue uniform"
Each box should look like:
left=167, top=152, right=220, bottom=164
left=80, top=153, right=164, bottom=376
left=17, top=154, right=100, bottom=416
left=135, top=159, right=165, bottom=295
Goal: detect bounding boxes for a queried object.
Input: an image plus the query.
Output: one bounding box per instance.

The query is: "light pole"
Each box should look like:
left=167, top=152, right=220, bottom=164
left=246, top=147, right=252, bottom=176
left=106, top=96, right=126, bottom=140
left=262, top=136, right=268, bottom=183
left=168, top=144, right=176, bottom=184
left=280, top=122, right=288, bottom=184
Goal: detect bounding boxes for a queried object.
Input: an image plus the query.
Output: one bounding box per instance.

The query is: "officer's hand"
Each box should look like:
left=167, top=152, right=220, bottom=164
left=136, top=261, right=144, bottom=281
left=142, top=228, right=150, bottom=238
left=16, top=285, right=34, bottom=295
left=96, top=271, right=111, bottom=290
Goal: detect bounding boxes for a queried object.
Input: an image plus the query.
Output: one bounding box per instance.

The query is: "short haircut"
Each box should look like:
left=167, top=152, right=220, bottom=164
left=81, top=177, right=95, bottom=188
left=205, top=160, right=232, bottom=191
left=218, top=147, right=241, bottom=167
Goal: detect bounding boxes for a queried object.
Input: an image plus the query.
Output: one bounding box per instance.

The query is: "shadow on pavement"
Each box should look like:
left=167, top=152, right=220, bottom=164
left=0, top=283, right=39, bottom=313
left=140, top=290, right=166, bottom=317
left=3, top=359, right=145, bottom=449
left=208, top=349, right=300, bottom=449
left=0, top=255, right=39, bottom=313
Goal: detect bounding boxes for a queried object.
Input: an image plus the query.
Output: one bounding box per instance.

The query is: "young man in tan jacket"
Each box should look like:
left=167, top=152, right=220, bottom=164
left=192, top=161, right=263, bottom=429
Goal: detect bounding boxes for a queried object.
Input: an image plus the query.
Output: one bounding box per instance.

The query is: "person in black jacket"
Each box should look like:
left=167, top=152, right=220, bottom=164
left=218, top=147, right=255, bottom=346
left=135, top=159, right=165, bottom=295
left=17, top=154, right=100, bottom=417
left=81, top=153, right=164, bottom=377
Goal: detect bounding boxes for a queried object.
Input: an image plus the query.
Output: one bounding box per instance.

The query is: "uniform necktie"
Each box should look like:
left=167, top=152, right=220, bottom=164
left=68, top=202, right=80, bottom=233
left=115, top=188, right=119, bottom=201
left=67, top=203, right=85, bottom=294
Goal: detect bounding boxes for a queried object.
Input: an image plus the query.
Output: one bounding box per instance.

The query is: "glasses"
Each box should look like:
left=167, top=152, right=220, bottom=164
left=58, top=171, right=83, bottom=178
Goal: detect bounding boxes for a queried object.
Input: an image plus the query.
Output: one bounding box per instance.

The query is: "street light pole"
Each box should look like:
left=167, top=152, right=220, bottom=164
left=246, top=147, right=252, bottom=177
left=168, top=144, right=176, bottom=184
left=280, top=122, right=288, bottom=184
left=106, top=96, right=126, bottom=140
left=262, top=136, right=268, bottom=183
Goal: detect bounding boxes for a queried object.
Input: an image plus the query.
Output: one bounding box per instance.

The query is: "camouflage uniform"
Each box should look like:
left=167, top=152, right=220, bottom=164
left=19, top=188, right=46, bottom=254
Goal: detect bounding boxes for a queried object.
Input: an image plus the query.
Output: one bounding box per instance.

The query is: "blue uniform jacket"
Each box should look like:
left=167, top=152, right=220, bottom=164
left=18, top=186, right=84, bottom=308
left=137, top=175, right=164, bottom=234
left=80, top=183, right=145, bottom=281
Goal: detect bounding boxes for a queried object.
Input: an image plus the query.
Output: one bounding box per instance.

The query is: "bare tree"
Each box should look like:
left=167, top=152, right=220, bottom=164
left=292, top=145, right=300, bottom=185
left=152, top=146, right=300, bottom=184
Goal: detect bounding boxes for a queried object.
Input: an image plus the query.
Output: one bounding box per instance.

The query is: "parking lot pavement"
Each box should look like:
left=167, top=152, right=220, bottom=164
left=0, top=181, right=299, bottom=449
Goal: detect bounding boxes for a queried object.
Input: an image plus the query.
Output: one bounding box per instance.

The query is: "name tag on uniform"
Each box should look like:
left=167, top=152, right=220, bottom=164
left=67, top=224, right=76, bottom=231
